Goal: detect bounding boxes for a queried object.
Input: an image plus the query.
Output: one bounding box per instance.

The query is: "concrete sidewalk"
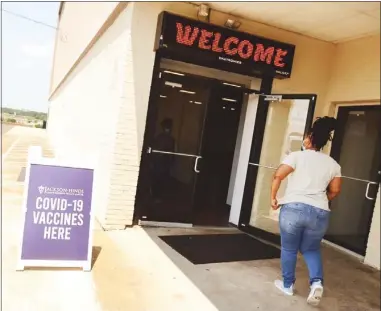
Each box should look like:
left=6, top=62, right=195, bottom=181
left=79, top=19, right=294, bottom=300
left=2, top=126, right=101, bottom=311
left=1, top=126, right=219, bottom=311
left=2, top=126, right=380, bottom=311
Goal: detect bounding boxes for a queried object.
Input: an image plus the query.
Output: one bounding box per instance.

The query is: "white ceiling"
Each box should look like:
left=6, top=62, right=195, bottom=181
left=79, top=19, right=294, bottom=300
left=194, top=2, right=380, bottom=43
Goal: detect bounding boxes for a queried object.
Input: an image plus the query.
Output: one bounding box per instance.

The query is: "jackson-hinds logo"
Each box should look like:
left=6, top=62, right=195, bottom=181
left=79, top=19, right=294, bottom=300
left=38, top=185, right=84, bottom=196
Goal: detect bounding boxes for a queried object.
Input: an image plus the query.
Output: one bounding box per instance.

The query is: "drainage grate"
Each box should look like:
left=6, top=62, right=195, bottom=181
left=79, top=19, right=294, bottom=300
left=17, top=167, right=26, bottom=182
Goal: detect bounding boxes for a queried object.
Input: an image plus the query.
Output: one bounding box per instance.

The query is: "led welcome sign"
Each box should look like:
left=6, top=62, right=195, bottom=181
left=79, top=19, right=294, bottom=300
left=175, top=23, right=288, bottom=68
left=155, top=12, right=296, bottom=79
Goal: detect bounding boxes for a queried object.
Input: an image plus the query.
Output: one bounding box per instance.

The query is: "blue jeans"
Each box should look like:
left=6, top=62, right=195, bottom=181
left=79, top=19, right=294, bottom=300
left=279, top=203, right=330, bottom=288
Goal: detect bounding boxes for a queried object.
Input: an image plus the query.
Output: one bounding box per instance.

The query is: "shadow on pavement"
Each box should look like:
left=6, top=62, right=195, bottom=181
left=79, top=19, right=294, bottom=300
left=91, top=246, right=102, bottom=269
left=22, top=246, right=102, bottom=271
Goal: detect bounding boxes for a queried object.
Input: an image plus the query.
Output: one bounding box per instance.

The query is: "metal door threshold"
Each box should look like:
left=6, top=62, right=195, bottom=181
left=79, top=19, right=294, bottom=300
left=140, top=221, right=239, bottom=230
left=139, top=220, right=192, bottom=228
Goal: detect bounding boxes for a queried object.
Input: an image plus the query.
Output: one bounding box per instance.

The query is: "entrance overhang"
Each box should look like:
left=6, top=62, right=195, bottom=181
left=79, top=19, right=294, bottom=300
left=193, top=2, right=380, bottom=44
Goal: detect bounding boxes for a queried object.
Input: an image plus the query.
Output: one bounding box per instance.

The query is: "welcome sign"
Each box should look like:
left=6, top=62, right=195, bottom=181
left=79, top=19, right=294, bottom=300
left=155, top=12, right=296, bottom=79
left=17, top=147, right=94, bottom=271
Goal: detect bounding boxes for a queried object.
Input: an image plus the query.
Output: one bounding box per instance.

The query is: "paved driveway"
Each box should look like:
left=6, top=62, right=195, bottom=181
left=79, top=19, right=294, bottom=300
left=2, top=124, right=14, bottom=135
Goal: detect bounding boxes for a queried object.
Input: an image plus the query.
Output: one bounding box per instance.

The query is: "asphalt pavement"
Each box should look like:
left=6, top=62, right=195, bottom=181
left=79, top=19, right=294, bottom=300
left=2, top=124, right=14, bottom=135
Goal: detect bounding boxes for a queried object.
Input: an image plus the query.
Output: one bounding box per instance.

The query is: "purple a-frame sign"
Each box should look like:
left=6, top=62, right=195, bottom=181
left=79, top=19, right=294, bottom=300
left=17, top=146, right=95, bottom=271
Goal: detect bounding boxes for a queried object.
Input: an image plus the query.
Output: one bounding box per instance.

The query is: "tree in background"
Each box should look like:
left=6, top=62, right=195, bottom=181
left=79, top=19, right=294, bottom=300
left=1, top=107, right=47, bottom=121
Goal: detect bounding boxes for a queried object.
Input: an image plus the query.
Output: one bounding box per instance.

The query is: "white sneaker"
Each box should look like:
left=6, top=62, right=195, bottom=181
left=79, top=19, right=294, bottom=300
left=274, top=279, right=294, bottom=296
left=307, top=281, right=324, bottom=306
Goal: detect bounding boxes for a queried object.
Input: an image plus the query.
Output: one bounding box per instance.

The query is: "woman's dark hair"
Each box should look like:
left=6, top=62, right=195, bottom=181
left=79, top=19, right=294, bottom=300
left=308, top=116, right=337, bottom=150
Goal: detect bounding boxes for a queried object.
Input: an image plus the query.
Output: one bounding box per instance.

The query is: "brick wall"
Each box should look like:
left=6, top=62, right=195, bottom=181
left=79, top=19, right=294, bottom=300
left=48, top=5, right=137, bottom=229
left=106, top=27, right=140, bottom=227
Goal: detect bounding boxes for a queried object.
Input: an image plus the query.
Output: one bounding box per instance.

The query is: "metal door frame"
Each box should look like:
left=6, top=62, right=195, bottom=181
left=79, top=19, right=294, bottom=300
left=133, top=53, right=258, bottom=225
left=326, top=105, right=381, bottom=255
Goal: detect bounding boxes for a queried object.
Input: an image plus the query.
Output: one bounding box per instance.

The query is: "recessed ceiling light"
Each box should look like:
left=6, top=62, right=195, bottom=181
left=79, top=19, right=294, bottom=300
left=160, top=95, right=167, bottom=98
left=165, top=81, right=182, bottom=88
left=164, top=70, right=185, bottom=76
left=349, top=111, right=365, bottom=116
left=180, top=90, right=196, bottom=94
left=223, top=82, right=241, bottom=88
left=222, top=98, right=237, bottom=102
left=194, top=101, right=202, bottom=105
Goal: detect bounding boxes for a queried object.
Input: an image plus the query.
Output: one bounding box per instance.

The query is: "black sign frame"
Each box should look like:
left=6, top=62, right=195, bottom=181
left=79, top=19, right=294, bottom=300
left=154, top=12, right=296, bottom=79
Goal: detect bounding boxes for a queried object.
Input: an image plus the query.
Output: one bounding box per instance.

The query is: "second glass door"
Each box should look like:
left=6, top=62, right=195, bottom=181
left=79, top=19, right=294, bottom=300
left=241, top=94, right=316, bottom=242
left=325, top=105, right=381, bottom=255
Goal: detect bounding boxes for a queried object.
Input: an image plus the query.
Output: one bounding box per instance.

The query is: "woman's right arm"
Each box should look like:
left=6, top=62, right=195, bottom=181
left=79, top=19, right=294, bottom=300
left=327, top=177, right=342, bottom=201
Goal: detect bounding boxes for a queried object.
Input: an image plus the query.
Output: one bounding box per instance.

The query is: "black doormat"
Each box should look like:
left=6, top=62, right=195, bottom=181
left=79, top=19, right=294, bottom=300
left=159, top=233, right=280, bottom=265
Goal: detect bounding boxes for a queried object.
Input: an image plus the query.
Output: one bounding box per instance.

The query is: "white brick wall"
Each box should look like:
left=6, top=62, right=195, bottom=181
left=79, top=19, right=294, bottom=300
left=48, top=5, right=137, bottom=229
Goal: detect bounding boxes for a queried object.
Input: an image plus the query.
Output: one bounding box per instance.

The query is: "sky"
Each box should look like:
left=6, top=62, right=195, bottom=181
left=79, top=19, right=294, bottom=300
left=2, top=2, right=60, bottom=113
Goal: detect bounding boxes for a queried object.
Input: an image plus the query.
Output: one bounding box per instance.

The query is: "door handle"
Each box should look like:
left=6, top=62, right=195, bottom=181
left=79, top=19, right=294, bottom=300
left=365, top=182, right=378, bottom=200
left=194, top=156, right=201, bottom=173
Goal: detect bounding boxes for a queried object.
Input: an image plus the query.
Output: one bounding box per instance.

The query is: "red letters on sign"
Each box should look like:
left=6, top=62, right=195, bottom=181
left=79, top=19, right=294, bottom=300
left=199, top=29, right=213, bottom=50
left=176, top=22, right=199, bottom=46
left=274, top=48, right=288, bottom=67
left=212, top=32, right=223, bottom=53
left=174, top=22, right=290, bottom=71
left=237, top=40, right=254, bottom=59
left=224, top=37, right=239, bottom=56
left=254, top=44, right=274, bottom=64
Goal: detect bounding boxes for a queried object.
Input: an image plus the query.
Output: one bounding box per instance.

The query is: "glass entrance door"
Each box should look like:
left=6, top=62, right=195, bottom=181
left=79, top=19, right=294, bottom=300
left=239, top=94, right=317, bottom=243
left=139, top=70, right=211, bottom=224
left=325, top=105, right=381, bottom=255
left=137, top=68, right=248, bottom=225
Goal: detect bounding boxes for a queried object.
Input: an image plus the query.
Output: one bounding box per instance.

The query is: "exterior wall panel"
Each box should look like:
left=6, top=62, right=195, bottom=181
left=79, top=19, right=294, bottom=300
left=365, top=187, right=380, bottom=269
left=323, top=35, right=380, bottom=269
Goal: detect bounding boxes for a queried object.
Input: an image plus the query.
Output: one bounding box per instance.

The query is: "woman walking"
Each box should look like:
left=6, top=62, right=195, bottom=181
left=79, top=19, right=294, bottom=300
left=271, top=117, right=342, bottom=306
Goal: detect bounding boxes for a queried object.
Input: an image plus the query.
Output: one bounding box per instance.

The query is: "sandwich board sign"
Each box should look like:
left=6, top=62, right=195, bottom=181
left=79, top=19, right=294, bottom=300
left=17, top=146, right=95, bottom=271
